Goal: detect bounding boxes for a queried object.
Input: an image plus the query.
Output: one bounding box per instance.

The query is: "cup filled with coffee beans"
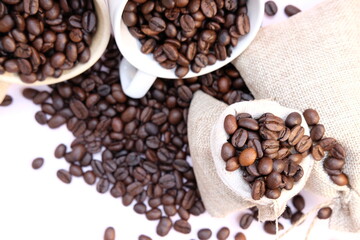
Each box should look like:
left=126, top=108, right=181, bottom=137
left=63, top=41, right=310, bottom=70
left=108, top=0, right=263, bottom=98
left=0, top=0, right=111, bottom=103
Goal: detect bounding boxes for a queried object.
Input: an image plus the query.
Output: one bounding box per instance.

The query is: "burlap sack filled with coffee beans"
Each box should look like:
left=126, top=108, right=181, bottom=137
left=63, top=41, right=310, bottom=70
left=232, top=0, right=360, bottom=232
left=188, top=92, right=314, bottom=221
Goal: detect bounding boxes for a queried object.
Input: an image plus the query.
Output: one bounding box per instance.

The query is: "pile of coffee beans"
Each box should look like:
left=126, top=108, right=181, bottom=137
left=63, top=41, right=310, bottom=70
left=0, top=0, right=97, bottom=83
left=0, top=95, right=13, bottom=106
left=222, top=112, right=310, bottom=200
left=302, top=108, right=349, bottom=186
left=264, top=1, right=301, bottom=18
left=24, top=37, right=253, bottom=237
left=122, top=0, right=250, bottom=78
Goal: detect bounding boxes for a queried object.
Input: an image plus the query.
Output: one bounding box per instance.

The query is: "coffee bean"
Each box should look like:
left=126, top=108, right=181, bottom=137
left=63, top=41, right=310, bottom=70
left=146, top=208, right=162, bottom=220
left=224, top=115, right=237, bottom=135
left=104, top=227, right=115, bottom=240
left=257, top=157, right=273, bottom=175
left=284, top=5, right=301, bottom=17
left=285, top=112, right=302, bottom=128
left=216, top=227, right=230, bottom=240
left=291, top=211, right=304, bottom=225
left=295, top=135, right=312, bottom=153
left=303, top=109, right=319, bottom=126
left=292, top=194, right=305, bottom=211
left=221, top=142, right=235, bottom=161
left=310, top=124, right=325, bottom=141
left=32, top=157, right=44, bottom=169
left=234, top=232, right=246, bottom=240
left=288, top=125, right=304, bottom=146
left=156, top=217, right=172, bottom=237
left=231, top=128, right=248, bottom=148
left=317, top=207, right=332, bottom=219
left=264, top=1, right=277, bottom=16
left=311, top=144, right=325, bottom=161
left=239, top=148, right=256, bottom=167
left=0, top=95, right=13, bottom=106
left=330, top=173, right=348, bottom=186
left=238, top=118, right=259, bottom=131
left=264, top=221, right=284, bottom=234
left=324, top=157, right=344, bottom=170
left=0, top=15, right=14, bottom=33
left=319, top=137, right=337, bottom=151
left=330, top=143, right=346, bottom=159
left=35, top=111, right=47, bottom=125
left=57, top=169, right=71, bottom=184
left=281, top=205, right=292, bottom=219
left=239, top=213, right=253, bottom=229
left=138, top=235, right=152, bottom=240
left=251, top=178, right=265, bottom=200
left=198, top=228, right=212, bottom=240
left=173, top=219, right=191, bottom=234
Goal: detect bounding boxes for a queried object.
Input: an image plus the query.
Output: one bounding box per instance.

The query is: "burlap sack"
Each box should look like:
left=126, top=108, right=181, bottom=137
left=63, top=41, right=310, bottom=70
left=188, top=91, right=314, bottom=221
left=233, top=0, right=360, bottom=232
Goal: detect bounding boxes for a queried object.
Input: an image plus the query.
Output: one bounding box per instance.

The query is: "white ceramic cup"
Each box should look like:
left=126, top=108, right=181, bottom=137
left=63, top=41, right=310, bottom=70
left=108, top=0, right=264, bottom=98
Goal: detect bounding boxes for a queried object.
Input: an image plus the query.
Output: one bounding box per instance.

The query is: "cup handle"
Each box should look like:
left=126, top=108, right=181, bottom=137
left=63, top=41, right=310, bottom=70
left=119, top=58, right=157, bottom=99
left=0, top=81, right=10, bottom=104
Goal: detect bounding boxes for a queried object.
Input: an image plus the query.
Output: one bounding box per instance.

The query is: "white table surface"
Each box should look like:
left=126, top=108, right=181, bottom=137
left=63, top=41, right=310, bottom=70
left=1, top=1, right=359, bottom=239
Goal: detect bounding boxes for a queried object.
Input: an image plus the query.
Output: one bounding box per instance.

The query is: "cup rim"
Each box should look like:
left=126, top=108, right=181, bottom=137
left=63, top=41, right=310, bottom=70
left=112, top=0, right=264, bottom=79
left=0, top=0, right=111, bottom=86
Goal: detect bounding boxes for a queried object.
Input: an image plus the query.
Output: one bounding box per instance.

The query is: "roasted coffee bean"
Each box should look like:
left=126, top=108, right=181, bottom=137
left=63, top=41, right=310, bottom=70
left=264, top=1, right=277, bottom=16
left=225, top=156, right=240, bottom=171
left=311, top=144, right=325, bottom=161
left=35, top=111, right=47, bottom=125
left=216, top=227, right=230, bottom=240
left=238, top=118, right=259, bottom=131
left=223, top=115, right=239, bottom=136
left=330, top=143, right=346, bottom=159
left=221, top=142, right=235, bottom=161
left=0, top=95, right=13, bottom=106
left=104, top=227, right=115, bottom=240
left=57, top=169, right=71, bottom=184
left=265, top=188, right=281, bottom=199
left=324, top=157, right=345, bottom=170
left=239, top=148, right=256, bottom=167
left=264, top=221, right=284, bottom=234
left=32, top=157, right=44, bottom=169
left=156, top=217, right=172, bottom=237
left=288, top=153, right=303, bottom=164
left=252, top=178, right=265, bottom=200
left=295, top=135, right=312, bottom=153
left=284, top=5, right=301, bottom=17
left=281, top=205, right=292, bottom=219
left=69, top=164, right=83, bottom=177
left=234, top=232, right=246, bottom=240
left=236, top=13, right=250, bottom=36
left=231, top=128, right=248, bottom=148
left=266, top=171, right=282, bottom=189
left=303, top=109, right=319, bottom=126
left=291, top=211, right=304, bottom=225
left=198, top=228, right=212, bottom=240
left=292, top=194, right=305, bottom=211
left=310, top=124, right=325, bottom=141
left=146, top=208, right=162, bottom=220
left=285, top=112, right=302, bottom=128
left=317, top=207, right=332, bottom=219
left=257, top=157, right=273, bottom=175
left=239, top=213, right=253, bottom=229
left=173, top=219, right=191, bottom=234
left=330, top=173, right=348, bottom=186
left=138, top=235, right=152, bottom=240
left=319, top=137, right=337, bottom=151
left=288, top=125, right=304, bottom=146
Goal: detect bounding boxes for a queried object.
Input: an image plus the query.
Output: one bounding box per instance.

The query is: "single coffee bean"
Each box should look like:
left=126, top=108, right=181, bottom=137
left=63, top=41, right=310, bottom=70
left=330, top=173, right=348, bottom=186
left=57, top=169, right=71, bottom=184
left=237, top=118, right=259, bottom=131
left=257, top=157, right=273, bottom=175
left=156, top=217, right=172, bottom=237
left=32, top=157, right=44, bottom=169
left=288, top=125, right=304, bottom=146
left=285, top=112, right=302, bottom=128
left=288, top=153, right=303, bottom=164
left=319, top=137, right=337, bottom=151
left=234, top=232, right=246, bottom=240
left=266, top=171, right=282, bottom=189
left=104, top=227, right=115, bottom=240
left=83, top=170, right=96, bottom=185
left=292, top=194, right=305, bottom=211
left=284, top=5, right=301, bottom=17
left=173, top=219, right=191, bottom=234
left=0, top=95, right=13, bottom=106
left=265, top=188, right=281, bottom=199
left=252, top=178, right=265, bottom=200
left=231, top=128, right=248, bottom=148
left=264, top=1, right=277, bottom=16
left=69, top=164, right=83, bottom=177
left=310, top=124, right=325, bottom=141
left=35, top=111, right=47, bottom=125
left=264, top=221, right=284, bottom=234
left=311, top=144, right=325, bottom=161
left=330, top=143, right=346, bottom=159
left=236, top=13, right=250, bottom=36
left=291, top=211, right=304, bottom=225
left=226, top=156, right=240, bottom=171
left=324, top=157, right=345, bottom=170
left=224, top=114, right=237, bottom=135
left=303, top=109, right=319, bottom=126
left=138, top=235, right=152, bottom=240
left=146, top=208, right=162, bottom=220
left=239, top=213, right=253, bottom=229
left=281, top=205, right=292, bottom=219
left=216, top=227, right=230, bottom=240
left=317, top=207, right=332, bottom=219
left=239, top=148, right=256, bottom=166
left=295, top=135, right=312, bottom=153
left=198, top=228, right=212, bottom=240
left=221, top=142, right=236, bottom=161
left=201, top=0, right=217, bottom=18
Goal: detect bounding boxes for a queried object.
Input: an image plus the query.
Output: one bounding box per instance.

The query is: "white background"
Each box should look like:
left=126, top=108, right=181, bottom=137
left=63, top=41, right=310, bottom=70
left=1, top=0, right=359, bottom=239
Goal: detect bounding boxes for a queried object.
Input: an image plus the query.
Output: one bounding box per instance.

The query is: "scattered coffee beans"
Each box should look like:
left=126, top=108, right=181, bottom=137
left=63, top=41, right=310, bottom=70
left=25, top=37, right=254, bottom=237
left=284, top=5, right=301, bottom=17
left=0, top=95, right=12, bottom=106
left=32, top=157, right=44, bottom=169
left=104, top=227, right=115, bottom=240
left=264, top=1, right=277, bottom=16
left=123, top=0, right=250, bottom=77
left=222, top=112, right=309, bottom=200
left=302, top=108, right=349, bottom=186
left=317, top=207, right=332, bottom=219
left=0, top=0, right=97, bottom=82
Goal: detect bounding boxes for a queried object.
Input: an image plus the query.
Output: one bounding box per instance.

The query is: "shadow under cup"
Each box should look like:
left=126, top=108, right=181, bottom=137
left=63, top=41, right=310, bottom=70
left=110, top=0, right=264, bottom=98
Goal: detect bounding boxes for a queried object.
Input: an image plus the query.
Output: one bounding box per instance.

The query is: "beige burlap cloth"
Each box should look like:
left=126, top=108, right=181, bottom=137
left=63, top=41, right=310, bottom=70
left=188, top=91, right=314, bottom=221
left=233, top=0, right=360, bottom=232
